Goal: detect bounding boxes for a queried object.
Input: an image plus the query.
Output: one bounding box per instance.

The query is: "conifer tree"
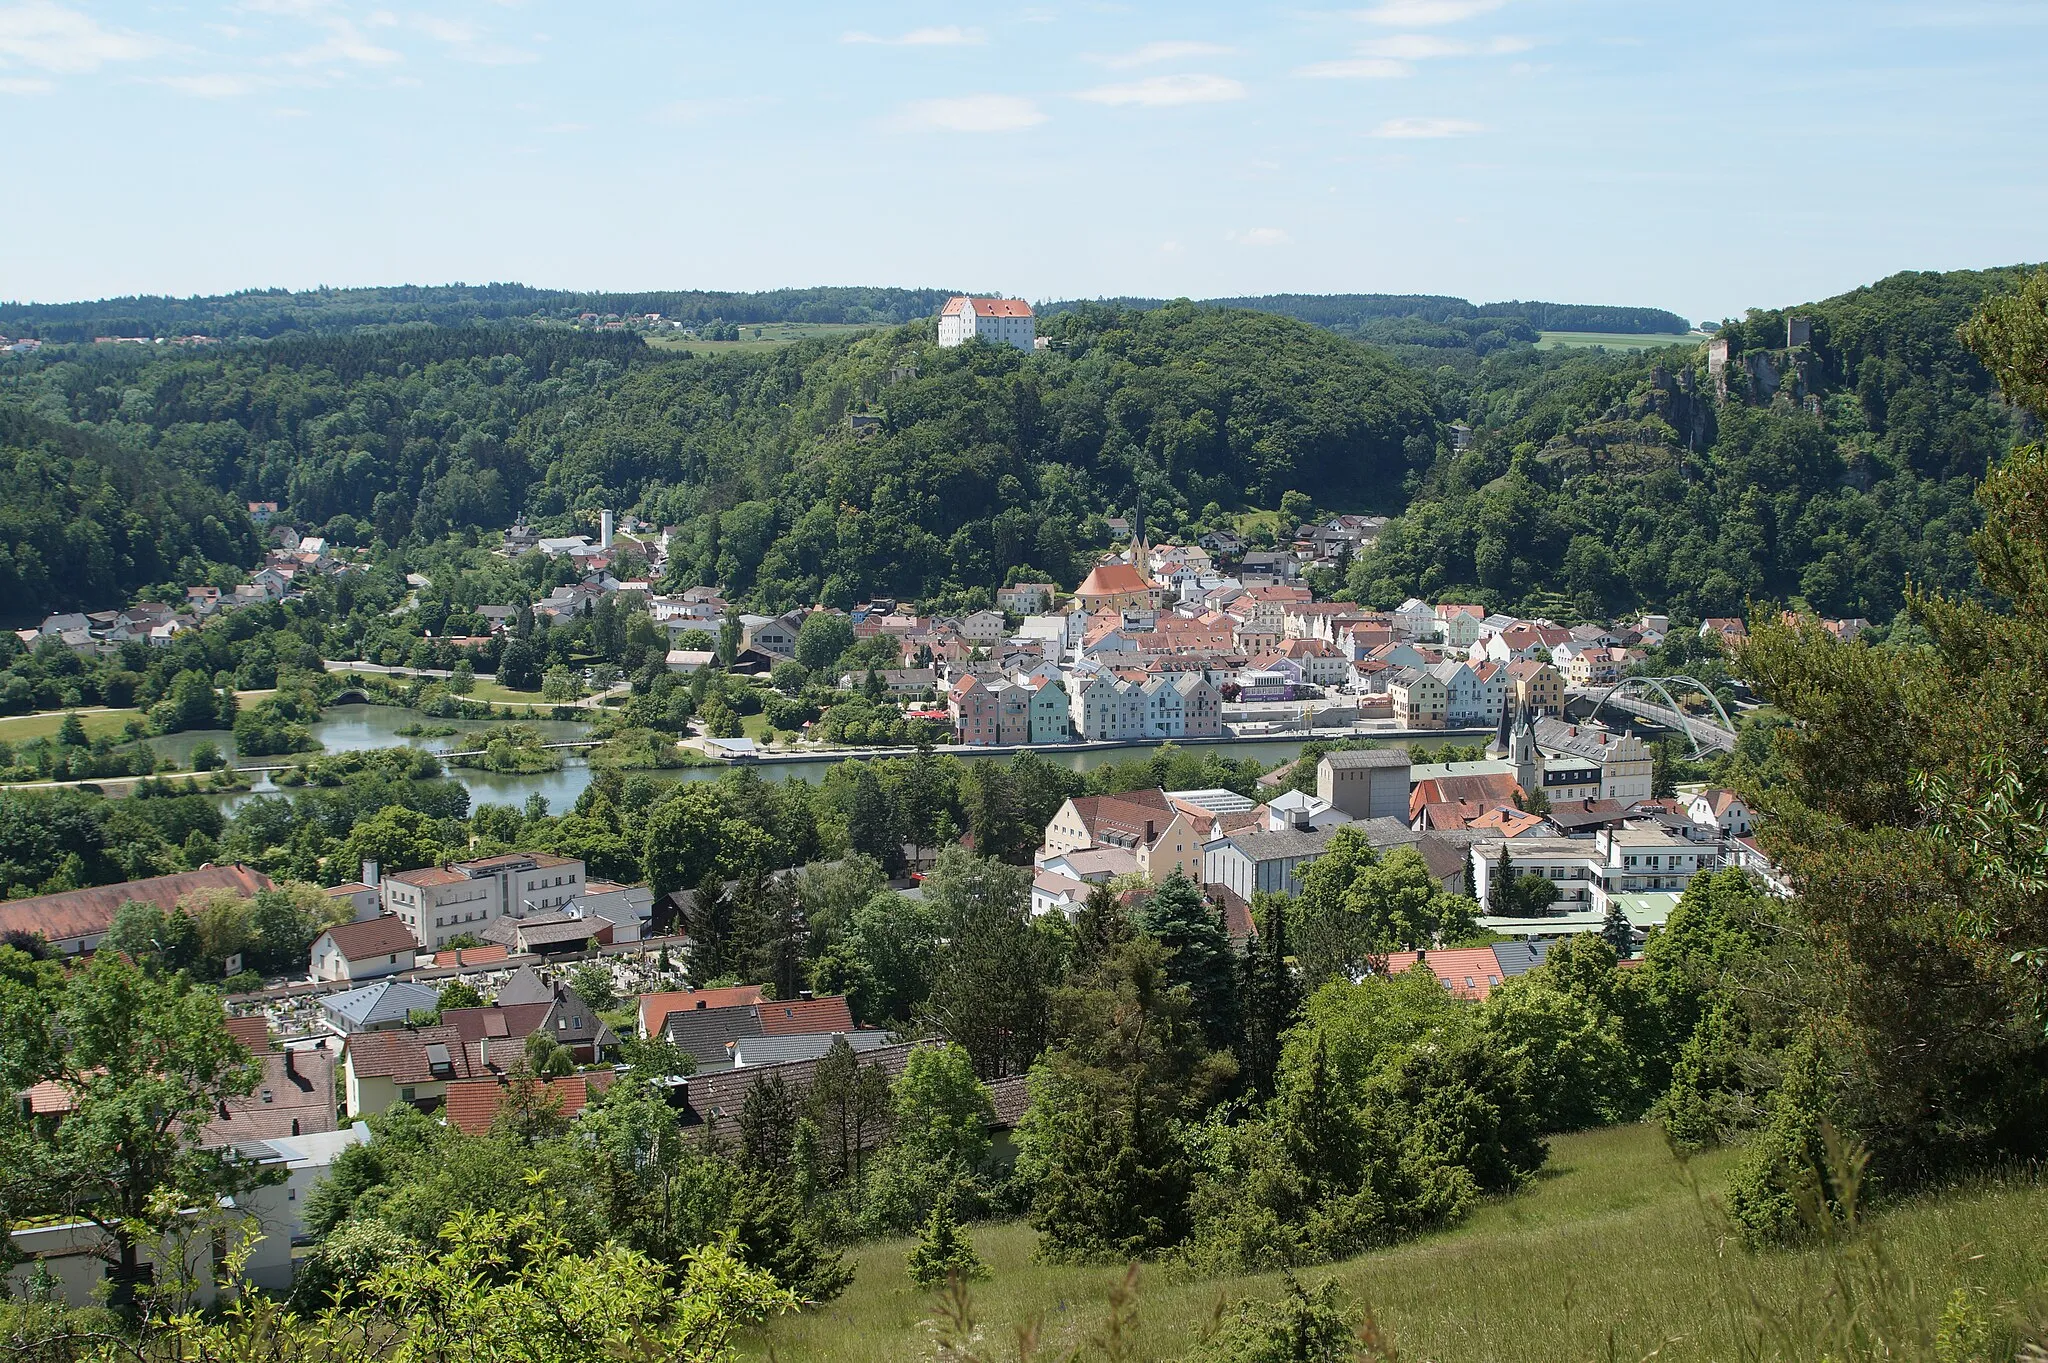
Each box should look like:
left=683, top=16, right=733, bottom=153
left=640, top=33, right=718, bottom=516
left=906, top=1194, right=988, bottom=1289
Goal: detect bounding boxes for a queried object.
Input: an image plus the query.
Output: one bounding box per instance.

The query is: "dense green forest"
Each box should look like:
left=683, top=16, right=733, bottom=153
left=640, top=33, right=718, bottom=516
left=1346, top=266, right=2035, bottom=621
left=0, top=407, right=259, bottom=612
left=0, top=285, right=958, bottom=343
left=0, top=265, right=2032, bottom=621
left=1, top=283, right=1686, bottom=345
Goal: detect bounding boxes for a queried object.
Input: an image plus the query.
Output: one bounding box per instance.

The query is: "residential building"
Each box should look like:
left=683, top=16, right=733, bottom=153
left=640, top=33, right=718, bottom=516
left=205, top=1047, right=338, bottom=1146
left=739, top=612, right=801, bottom=658
left=997, top=582, right=1056, bottom=615
left=308, top=916, right=418, bottom=983
left=949, top=674, right=1001, bottom=746
left=1387, top=665, right=1449, bottom=729
left=444, top=1072, right=614, bottom=1135
left=1686, top=788, right=1756, bottom=837
left=1435, top=604, right=1487, bottom=650
left=1392, top=598, right=1438, bottom=640
left=937, top=296, right=1036, bottom=351
left=1038, top=789, right=1209, bottom=886
left=639, top=985, right=768, bottom=1039
left=320, top=979, right=439, bottom=1036
left=341, top=1024, right=482, bottom=1116
left=1175, top=672, right=1224, bottom=737
left=1031, top=870, right=1091, bottom=917
left=1507, top=713, right=1654, bottom=803
left=657, top=995, right=858, bottom=1072
left=1504, top=659, right=1565, bottom=715
left=1024, top=674, right=1072, bottom=743
left=1202, top=825, right=1336, bottom=902
left=480, top=909, right=613, bottom=956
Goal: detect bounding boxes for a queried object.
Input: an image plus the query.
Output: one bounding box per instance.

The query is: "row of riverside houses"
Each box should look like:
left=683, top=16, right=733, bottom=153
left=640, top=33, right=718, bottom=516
left=21, top=536, right=351, bottom=657
left=1027, top=732, right=1782, bottom=953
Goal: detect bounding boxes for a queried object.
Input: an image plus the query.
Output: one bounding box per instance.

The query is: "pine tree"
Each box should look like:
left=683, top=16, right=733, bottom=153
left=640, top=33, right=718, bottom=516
left=906, top=1195, right=988, bottom=1289
left=1138, top=869, right=1237, bottom=1048
left=1600, top=903, right=1636, bottom=959
left=1236, top=895, right=1302, bottom=1099
left=1489, top=844, right=1515, bottom=914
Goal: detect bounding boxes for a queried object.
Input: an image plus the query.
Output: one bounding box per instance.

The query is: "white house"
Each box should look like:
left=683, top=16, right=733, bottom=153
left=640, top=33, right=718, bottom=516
left=1687, top=788, right=1756, bottom=838
left=937, top=296, right=1036, bottom=351
left=1392, top=598, right=1438, bottom=641
left=308, top=916, right=418, bottom=983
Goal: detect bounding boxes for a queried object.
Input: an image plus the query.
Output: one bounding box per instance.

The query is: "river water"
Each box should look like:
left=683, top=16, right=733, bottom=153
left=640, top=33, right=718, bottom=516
left=201, top=704, right=1481, bottom=816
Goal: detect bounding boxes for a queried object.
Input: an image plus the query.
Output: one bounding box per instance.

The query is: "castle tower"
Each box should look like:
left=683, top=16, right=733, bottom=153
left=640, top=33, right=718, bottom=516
left=1509, top=702, right=1541, bottom=798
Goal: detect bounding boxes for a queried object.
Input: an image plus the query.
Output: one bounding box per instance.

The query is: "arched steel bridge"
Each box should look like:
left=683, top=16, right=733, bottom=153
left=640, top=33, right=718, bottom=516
left=1567, top=675, right=1738, bottom=757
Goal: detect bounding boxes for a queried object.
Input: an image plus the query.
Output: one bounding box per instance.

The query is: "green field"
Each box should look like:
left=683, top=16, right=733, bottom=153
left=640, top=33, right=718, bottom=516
left=1538, top=330, right=1712, bottom=352
left=0, top=708, right=144, bottom=744
left=465, top=680, right=549, bottom=705
left=743, top=1124, right=2048, bottom=1363
left=644, top=321, right=878, bottom=354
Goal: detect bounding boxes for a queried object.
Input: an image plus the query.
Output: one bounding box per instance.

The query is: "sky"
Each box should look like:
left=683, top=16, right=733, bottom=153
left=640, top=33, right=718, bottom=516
left=2, top=1, right=2044, bottom=323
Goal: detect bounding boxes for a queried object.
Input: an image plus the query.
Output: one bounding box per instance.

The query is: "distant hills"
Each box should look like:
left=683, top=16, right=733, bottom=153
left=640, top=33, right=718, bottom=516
left=0, top=283, right=1689, bottom=347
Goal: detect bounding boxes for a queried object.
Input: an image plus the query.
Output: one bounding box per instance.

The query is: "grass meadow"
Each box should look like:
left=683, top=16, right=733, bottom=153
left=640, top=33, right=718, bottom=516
left=644, top=322, right=877, bottom=354
left=742, top=1124, right=2048, bottom=1363
left=1537, top=331, right=1712, bottom=353
left=0, top=708, right=144, bottom=743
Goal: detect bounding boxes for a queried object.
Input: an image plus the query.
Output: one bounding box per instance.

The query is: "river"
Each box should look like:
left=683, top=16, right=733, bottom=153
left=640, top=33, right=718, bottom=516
left=197, top=704, right=1485, bottom=816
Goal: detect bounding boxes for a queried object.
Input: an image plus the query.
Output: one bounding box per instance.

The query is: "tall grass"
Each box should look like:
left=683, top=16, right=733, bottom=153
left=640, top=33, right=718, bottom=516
left=744, top=1124, right=2047, bottom=1363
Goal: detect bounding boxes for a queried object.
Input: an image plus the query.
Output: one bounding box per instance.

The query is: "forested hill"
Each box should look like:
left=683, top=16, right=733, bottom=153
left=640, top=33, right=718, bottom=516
left=1, top=282, right=1686, bottom=347
left=1348, top=265, right=2038, bottom=622
left=0, top=265, right=2034, bottom=622
left=1049, top=294, right=1693, bottom=363
left=0, top=285, right=960, bottom=343
left=0, top=303, right=1436, bottom=611
left=0, top=408, right=260, bottom=612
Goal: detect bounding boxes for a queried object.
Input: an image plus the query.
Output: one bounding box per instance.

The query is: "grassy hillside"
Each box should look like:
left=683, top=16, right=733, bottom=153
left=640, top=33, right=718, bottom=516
left=745, top=1124, right=2046, bottom=1362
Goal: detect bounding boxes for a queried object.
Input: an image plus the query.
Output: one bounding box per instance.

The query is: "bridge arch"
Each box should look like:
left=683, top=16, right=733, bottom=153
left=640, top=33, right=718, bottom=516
left=1585, top=675, right=1736, bottom=757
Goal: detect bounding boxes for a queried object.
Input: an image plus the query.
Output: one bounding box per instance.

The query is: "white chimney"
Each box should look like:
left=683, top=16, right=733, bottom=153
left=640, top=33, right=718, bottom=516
left=600, top=509, right=614, bottom=550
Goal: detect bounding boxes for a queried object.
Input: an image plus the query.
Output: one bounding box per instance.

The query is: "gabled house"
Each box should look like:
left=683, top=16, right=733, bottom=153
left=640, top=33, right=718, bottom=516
left=309, top=916, right=418, bottom=982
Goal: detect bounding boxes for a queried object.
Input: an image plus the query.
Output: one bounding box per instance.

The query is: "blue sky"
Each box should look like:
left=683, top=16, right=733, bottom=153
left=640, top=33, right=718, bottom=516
left=2, top=1, right=2043, bottom=321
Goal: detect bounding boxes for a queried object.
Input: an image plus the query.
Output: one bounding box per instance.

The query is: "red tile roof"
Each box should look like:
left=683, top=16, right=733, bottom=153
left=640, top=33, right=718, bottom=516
left=343, top=1024, right=481, bottom=1084
left=225, top=1015, right=270, bottom=1052
left=640, top=986, right=767, bottom=1038
left=319, top=915, right=418, bottom=961
left=1381, top=948, right=1508, bottom=1000
left=942, top=296, right=1034, bottom=318
left=1075, top=562, right=1153, bottom=599
left=0, top=864, right=271, bottom=948
left=756, top=996, right=856, bottom=1036
left=441, top=1071, right=613, bottom=1135
left=203, top=1049, right=337, bottom=1145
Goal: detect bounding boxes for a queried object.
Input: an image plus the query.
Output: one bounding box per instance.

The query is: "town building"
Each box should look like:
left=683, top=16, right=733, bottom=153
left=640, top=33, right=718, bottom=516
left=1316, top=748, right=1413, bottom=822
left=1038, top=789, right=1211, bottom=886
left=379, top=852, right=588, bottom=950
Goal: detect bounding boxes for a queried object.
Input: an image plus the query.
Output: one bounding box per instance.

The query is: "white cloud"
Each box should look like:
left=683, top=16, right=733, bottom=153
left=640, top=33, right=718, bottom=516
left=1372, top=115, right=1483, bottom=137
left=1353, top=0, right=1504, bottom=25
left=158, top=71, right=261, bottom=96
left=1097, top=39, right=1233, bottom=68
left=1076, top=72, right=1244, bottom=106
left=1228, top=227, right=1292, bottom=247
left=889, top=94, right=1046, bottom=132
left=1296, top=56, right=1409, bottom=78
left=843, top=26, right=985, bottom=46
left=0, top=0, right=161, bottom=74
left=0, top=73, right=51, bottom=91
